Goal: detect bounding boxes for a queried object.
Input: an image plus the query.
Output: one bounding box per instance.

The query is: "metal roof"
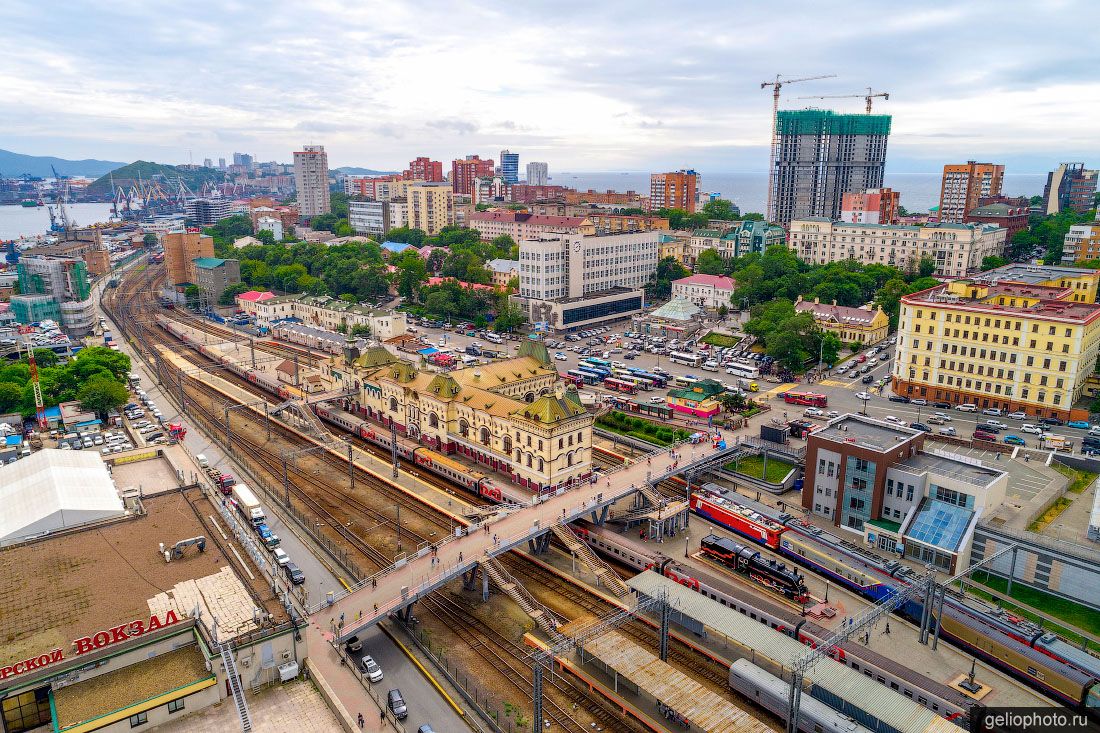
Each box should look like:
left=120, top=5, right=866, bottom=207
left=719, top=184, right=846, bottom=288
left=628, top=571, right=955, bottom=733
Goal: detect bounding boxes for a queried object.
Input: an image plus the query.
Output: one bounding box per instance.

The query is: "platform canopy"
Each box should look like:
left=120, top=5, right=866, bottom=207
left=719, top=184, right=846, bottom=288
left=0, top=449, right=125, bottom=543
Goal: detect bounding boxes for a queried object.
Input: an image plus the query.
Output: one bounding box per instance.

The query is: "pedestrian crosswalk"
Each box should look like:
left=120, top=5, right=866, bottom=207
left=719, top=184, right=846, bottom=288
left=818, top=379, right=850, bottom=388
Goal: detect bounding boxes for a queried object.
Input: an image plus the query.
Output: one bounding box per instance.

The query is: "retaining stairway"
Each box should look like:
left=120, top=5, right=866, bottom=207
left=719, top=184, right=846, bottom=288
left=551, top=522, right=632, bottom=597
left=482, top=557, right=565, bottom=641
left=271, top=399, right=332, bottom=442
left=219, top=640, right=253, bottom=732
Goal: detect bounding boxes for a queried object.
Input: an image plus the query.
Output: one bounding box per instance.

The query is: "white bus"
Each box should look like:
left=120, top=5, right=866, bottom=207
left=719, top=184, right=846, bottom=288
left=725, top=362, right=760, bottom=379
left=668, top=351, right=703, bottom=367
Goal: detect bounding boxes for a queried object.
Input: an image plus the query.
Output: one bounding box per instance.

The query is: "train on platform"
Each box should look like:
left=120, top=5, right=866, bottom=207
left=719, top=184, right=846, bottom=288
left=699, top=533, right=809, bottom=602
left=156, top=315, right=528, bottom=505
left=572, top=522, right=977, bottom=722
left=690, top=485, right=1100, bottom=715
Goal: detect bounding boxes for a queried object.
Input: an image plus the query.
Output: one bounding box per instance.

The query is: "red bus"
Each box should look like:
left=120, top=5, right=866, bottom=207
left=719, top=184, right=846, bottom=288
left=603, top=377, right=638, bottom=395
left=780, top=391, right=827, bottom=407
left=561, top=373, right=584, bottom=388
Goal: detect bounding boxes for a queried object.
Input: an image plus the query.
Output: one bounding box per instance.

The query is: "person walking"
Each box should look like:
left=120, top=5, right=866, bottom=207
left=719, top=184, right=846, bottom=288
left=357, top=712, right=364, bottom=729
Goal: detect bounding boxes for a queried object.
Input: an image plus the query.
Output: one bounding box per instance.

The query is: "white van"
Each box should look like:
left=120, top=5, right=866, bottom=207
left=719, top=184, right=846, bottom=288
left=484, top=333, right=503, bottom=344
left=460, top=355, right=478, bottom=366
left=196, top=454, right=210, bottom=468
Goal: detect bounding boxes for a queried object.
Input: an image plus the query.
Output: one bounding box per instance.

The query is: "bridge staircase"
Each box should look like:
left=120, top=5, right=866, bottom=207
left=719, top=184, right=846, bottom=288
left=551, top=521, right=631, bottom=597
left=482, top=557, right=565, bottom=641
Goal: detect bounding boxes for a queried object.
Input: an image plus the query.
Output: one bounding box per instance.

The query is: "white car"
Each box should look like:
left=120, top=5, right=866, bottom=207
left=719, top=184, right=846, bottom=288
left=1020, top=424, right=1043, bottom=435
left=649, top=396, right=664, bottom=404
left=804, top=407, right=825, bottom=417
left=360, top=655, right=384, bottom=683
left=553, top=353, right=567, bottom=361
left=854, top=391, right=873, bottom=401
left=984, top=420, right=1008, bottom=430
left=938, top=426, right=957, bottom=436
left=884, top=415, right=907, bottom=426
left=272, top=548, right=290, bottom=566
left=1007, top=411, right=1027, bottom=420
left=932, top=412, right=951, bottom=422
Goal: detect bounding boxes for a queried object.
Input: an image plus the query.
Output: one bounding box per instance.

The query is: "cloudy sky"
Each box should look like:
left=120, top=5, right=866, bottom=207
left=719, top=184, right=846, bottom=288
left=2, top=0, right=1098, bottom=173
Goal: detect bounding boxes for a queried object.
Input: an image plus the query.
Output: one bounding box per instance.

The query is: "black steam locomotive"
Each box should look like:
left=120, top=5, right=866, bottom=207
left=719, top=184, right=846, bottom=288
left=700, top=534, right=809, bottom=602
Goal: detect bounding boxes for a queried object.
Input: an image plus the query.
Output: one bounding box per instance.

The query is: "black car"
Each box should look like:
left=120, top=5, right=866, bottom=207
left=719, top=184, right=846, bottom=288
left=624, top=352, right=636, bottom=360
left=888, top=395, right=910, bottom=403
left=861, top=375, right=874, bottom=384
left=931, top=401, right=952, bottom=409
left=910, top=422, right=932, bottom=433
left=387, top=689, right=408, bottom=720
left=284, top=562, right=305, bottom=585
left=1041, top=417, right=1065, bottom=426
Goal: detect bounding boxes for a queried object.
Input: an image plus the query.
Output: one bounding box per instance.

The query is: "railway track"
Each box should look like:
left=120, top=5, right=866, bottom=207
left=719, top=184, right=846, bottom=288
left=418, top=594, right=646, bottom=733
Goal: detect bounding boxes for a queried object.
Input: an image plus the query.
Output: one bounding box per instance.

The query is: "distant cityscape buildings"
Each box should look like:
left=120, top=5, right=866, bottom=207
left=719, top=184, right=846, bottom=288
left=1044, top=162, right=1099, bottom=215
left=771, top=110, right=891, bottom=227
left=404, top=156, right=444, bottom=182
left=499, top=150, right=520, bottom=185
left=526, top=161, right=549, bottom=186
left=451, top=156, right=494, bottom=196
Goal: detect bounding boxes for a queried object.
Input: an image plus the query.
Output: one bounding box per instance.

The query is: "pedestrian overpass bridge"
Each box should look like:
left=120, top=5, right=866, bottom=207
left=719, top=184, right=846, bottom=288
left=310, top=435, right=746, bottom=644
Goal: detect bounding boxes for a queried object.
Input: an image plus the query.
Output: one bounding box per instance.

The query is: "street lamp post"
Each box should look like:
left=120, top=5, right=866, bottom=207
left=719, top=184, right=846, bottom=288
left=860, top=395, right=870, bottom=416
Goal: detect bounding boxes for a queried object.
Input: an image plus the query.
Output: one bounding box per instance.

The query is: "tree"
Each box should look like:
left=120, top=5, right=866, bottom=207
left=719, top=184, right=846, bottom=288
left=77, top=375, right=129, bottom=417
left=695, top=248, right=725, bottom=275
left=820, top=332, right=842, bottom=366
left=718, top=392, right=746, bottom=412
left=143, top=233, right=158, bottom=247
left=256, top=229, right=276, bottom=245
left=219, top=282, right=252, bottom=306
left=386, top=227, right=427, bottom=247
left=645, top=256, right=690, bottom=300
left=493, top=297, right=526, bottom=332
left=69, top=347, right=131, bottom=382
left=350, top=324, right=371, bottom=337
left=918, top=257, right=936, bottom=278
left=393, top=250, right=428, bottom=299
left=740, top=212, right=765, bottom=222
left=184, top=284, right=201, bottom=309
left=29, top=349, right=59, bottom=368
left=202, top=215, right=253, bottom=246
left=657, top=208, right=708, bottom=230
left=981, top=255, right=1008, bottom=271
left=701, top=198, right=739, bottom=221
left=0, top=382, right=22, bottom=413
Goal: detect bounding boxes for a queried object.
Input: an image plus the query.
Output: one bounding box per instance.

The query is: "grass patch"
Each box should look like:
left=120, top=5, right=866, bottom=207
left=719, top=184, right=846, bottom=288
left=1028, top=497, right=1072, bottom=532
left=726, top=454, right=794, bottom=483
left=596, top=410, right=693, bottom=447
left=701, top=332, right=742, bottom=348
left=964, top=570, right=1100, bottom=650
left=1050, top=461, right=1098, bottom=494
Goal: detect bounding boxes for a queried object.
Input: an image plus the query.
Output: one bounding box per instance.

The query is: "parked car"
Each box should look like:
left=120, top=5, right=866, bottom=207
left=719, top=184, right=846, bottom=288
left=345, top=635, right=363, bottom=653
left=284, top=562, right=305, bottom=585
left=1003, top=435, right=1026, bottom=446
left=910, top=398, right=928, bottom=406
left=982, top=407, right=1003, bottom=416
left=973, top=429, right=997, bottom=441
left=884, top=415, right=906, bottom=426
left=955, top=403, right=978, bottom=412
left=984, top=420, right=1008, bottom=430
left=361, top=655, right=384, bottom=683
left=938, top=426, right=957, bottom=436
left=910, top=422, right=931, bottom=433
left=272, top=548, right=290, bottom=566
left=926, top=416, right=947, bottom=425
left=1067, top=420, right=1091, bottom=430
left=1007, top=411, right=1027, bottom=420
left=1020, top=424, right=1043, bottom=434
left=854, top=391, right=873, bottom=401
left=387, top=690, right=408, bottom=720
left=1041, top=417, right=1065, bottom=426
left=888, top=395, right=910, bottom=403
left=932, top=412, right=951, bottom=422
left=931, top=401, right=952, bottom=409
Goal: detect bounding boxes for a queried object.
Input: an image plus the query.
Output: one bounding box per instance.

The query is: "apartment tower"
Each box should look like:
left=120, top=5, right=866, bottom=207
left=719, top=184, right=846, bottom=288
left=938, top=161, right=1004, bottom=224
left=526, top=161, right=549, bottom=186
left=770, top=110, right=891, bottom=226
left=451, top=156, right=494, bottom=196
left=404, top=156, right=444, bottom=182
left=650, top=170, right=699, bottom=213
left=292, top=145, right=331, bottom=218
left=499, top=150, right=520, bottom=184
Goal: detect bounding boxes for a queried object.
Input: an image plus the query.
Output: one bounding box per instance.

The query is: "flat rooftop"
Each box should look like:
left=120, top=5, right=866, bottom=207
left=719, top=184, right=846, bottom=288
left=906, top=283, right=1100, bottom=322
left=973, top=263, right=1099, bottom=285
left=899, top=450, right=1007, bottom=489
left=0, top=487, right=276, bottom=668
left=812, top=414, right=920, bottom=453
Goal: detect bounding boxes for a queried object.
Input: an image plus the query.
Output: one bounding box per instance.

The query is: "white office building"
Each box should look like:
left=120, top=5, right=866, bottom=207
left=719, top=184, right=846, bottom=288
left=348, top=200, right=390, bottom=238
left=513, top=231, right=659, bottom=331
left=526, top=161, right=549, bottom=186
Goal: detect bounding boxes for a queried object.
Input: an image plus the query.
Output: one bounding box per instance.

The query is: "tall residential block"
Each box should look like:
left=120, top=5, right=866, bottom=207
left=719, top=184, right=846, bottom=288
left=1044, top=162, right=1099, bottom=215
left=771, top=110, right=891, bottom=226
left=405, top=182, right=453, bottom=236
left=892, top=264, right=1100, bottom=421
left=526, top=161, right=549, bottom=186
left=499, top=150, right=520, bottom=184
left=404, top=156, right=444, bottom=182
left=840, top=188, right=900, bottom=224
left=293, top=144, right=331, bottom=219
left=14, top=256, right=95, bottom=333
left=451, top=156, right=494, bottom=196
left=513, top=230, right=659, bottom=330
left=163, top=231, right=215, bottom=285
left=938, top=161, right=1004, bottom=224
left=650, top=170, right=699, bottom=213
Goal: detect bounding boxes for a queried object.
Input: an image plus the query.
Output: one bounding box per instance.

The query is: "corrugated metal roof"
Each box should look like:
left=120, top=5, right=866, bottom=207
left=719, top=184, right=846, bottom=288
left=628, top=571, right=953, bottom=733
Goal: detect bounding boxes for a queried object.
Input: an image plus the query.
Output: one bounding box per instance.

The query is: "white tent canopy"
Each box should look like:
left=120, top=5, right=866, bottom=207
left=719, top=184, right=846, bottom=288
left=0, top=449, right=125, bottom=543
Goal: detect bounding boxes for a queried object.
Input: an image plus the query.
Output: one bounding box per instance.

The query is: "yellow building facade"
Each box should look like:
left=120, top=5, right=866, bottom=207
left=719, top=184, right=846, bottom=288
left=893, top=274, right=1100, bottom=420
left=795, top=297, right=889, bottom=345
left=325, top=341, right=594, bottom=491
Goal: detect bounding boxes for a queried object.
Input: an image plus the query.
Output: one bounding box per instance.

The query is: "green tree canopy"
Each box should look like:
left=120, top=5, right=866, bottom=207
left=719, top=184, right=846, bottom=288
left=219, top=281, right=253, bottom=306
left=77, top=375, right=130, bottom=416
left=0, top=382, right=22, bottom=413
left=695, top=248, right=725, bottom=275
left=645, top=256, right=690, bottom=300
left=701, top=199, right=739, bottom=221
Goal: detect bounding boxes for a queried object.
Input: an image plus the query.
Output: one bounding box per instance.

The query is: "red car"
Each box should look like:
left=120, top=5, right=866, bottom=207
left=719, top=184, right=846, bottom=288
left=973, top=429, right=997, bottom=441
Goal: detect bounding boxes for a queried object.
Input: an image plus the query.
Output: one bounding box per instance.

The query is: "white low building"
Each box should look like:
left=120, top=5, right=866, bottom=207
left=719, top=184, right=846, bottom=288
left=670, top=274, right=736, bottom=310
left=1, top=449, right=124, bottom=544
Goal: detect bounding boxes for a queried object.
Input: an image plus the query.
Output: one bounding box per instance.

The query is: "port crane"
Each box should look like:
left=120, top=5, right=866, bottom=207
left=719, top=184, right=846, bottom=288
left=761, top=73, right=836, bottom=221
left=797, top=87, right=890, bottom=114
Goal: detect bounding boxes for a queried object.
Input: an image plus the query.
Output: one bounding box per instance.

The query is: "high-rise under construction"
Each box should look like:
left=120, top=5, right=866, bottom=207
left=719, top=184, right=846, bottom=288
left=770, top=109, right=891, bottom=227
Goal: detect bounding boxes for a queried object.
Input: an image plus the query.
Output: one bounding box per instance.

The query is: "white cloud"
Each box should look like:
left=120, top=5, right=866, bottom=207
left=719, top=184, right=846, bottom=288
left=0, top=0, right=1097, bottom=172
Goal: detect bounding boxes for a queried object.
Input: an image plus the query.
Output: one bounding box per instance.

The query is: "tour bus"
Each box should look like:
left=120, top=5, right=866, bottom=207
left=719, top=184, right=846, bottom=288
left=603, top=377, right=638, bottom=395
left=725, top=362, right=760, bottom=379
left=582, top=357, right=612, bottom=369
left=672, top=374, right=699, bottom=388
left=669, top=351, right=704, bottom=367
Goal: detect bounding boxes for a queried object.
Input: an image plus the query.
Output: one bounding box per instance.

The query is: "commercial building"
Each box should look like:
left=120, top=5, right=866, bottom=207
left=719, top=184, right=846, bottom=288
left=234, top=289, right=275, bottom=316
left=840, top=188, right=900, bottom=225
left=771, top=110, right=891, bottom=226
left=526, top=161, right=549, bottom=186
left=650, top=170, right=699, bottom=213
left=468, top=211, right=592, bottom=242
left=671, top=274, right=735, bottom=310
left=938, top=162, right=1004, bottom=224
left=253, top=293, right=407, bottom=340
left=965, top=200, right=1030, bottom=243
left=13, top=256, right=95, bottom=334
left=0, top=483, right=301, bottom=733
left=508, top=183, right=570, bottom=203
left=794, top=296, right=889, bottom=345
left=347, top=199, right=390, bottom=238
left=293, top=144, right=330, bottom=218
left=327, top=340, right=593, bottom=492
left=404, top=182, right=453, bottom=235
left=499, top=150, right=519, bottom=184
left=789, top=218, right=1007, bottom=278
left=248, top=198, right=299, bottom=232
left=687, top=221, right=785, bottom=266
left=486, top=258, right=519, bottom=289
left=583, top=211, right=670, bottom=234
left=451, top=156, right=494, bottom=196
left=163, top=232, right=214, bottom=285
left=1043, top=162, right=1099, bottom=215
left=802, top=414, right=1007, bottom=571
left=667, top=378, right=724, bottom=418
left=892, top=264, right=1100, bottom=419
left=232, top=151, right=253, bottom=167
left=191, top=257, right=241, bottom=305
left=1061, top=223, right=1100, bottom=264
left=404, top=156, right=444, bottom=182
left=183, top=197, right=231, bottom=226
left=513, top=230, right=659, bottom=330
left=564, top=189, right=647, bottom=207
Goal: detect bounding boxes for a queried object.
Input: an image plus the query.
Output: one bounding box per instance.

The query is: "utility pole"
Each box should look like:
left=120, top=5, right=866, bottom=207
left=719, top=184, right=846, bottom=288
left=395, top=505, right=402, bottom=553
left=347, top=440, right=355, bottom=492
left=390, top=421, right=399, bottom=479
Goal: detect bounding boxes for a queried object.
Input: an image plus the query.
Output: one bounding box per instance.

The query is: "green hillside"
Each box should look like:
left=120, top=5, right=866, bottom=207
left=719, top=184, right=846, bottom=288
left=86, top=160, right=224, bottom=194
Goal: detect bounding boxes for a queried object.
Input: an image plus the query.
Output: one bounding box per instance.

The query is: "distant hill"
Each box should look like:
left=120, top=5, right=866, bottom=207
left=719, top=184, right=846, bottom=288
left=86, top=160, right=225, bottom=194
left=0, top=148, right=125, bottom=178
left=336, top=166, right=397, bottom=176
